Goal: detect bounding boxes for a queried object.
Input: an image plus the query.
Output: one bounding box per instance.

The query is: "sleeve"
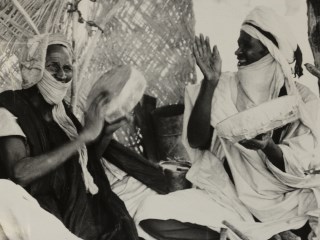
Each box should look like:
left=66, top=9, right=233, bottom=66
left=181, top=83, right=203, bottom=164
left=0, top=108, right=26, bottom=138
left=278, top=120, right=317, bottom=177
left=181, top=77, right=231, bottom=164
left=277, top=91, right=320, bottom=177
left=265, top=99, right=320, bottom=188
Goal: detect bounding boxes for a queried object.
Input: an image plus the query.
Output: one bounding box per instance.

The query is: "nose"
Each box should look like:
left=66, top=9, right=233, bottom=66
left=56, top=67, right=67, bottom=81
left=235, top=47, right=242, bottom=56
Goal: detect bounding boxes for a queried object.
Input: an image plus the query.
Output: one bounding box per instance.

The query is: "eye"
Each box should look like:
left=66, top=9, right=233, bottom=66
left=63, top=65, right=73, bottom=73
left=46, top=63, right=59, bottom=72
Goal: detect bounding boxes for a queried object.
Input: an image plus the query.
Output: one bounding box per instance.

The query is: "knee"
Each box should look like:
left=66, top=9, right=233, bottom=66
left=140, top=219, right=219, bottom=240
left=140, top=219, right=168, bottom=240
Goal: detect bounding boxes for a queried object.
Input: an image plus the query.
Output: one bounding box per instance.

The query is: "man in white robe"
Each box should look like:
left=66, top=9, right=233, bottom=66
left=135, top=6, right=320, bottom=240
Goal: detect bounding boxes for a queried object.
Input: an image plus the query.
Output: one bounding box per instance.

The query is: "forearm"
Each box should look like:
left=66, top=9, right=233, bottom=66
left=262, top=140, right=285, bottom=172
left=93, top=134, right=113, bottom=160
left=187, top=78, right=217, bottom=148
left=13, top=135, right=87, bottom=186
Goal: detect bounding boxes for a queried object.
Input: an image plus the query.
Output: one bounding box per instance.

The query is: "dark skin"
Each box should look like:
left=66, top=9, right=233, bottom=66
left=235, top=31, right=269, bottom=67
left=0, top=45, right=128, bottom=186
left=187, top=34, right=221, bottom=148
left=188, top=31, right=285, bottom=171
left=45, top=45, right=73, bottom=83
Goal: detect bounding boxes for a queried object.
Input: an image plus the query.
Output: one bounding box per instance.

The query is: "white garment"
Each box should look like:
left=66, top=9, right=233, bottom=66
left=242, top=6, right=297, bottom=64
left=37, top=71, right=71, bottom=105
left=0, top=108, right=26, bottom=138
left=101, top=157, right=156, bottom=217
left=236, top=54, right=284, bottom=111
left=0, top=179, right=81, bottom=240
left=135, top=73, right=320, bottom=240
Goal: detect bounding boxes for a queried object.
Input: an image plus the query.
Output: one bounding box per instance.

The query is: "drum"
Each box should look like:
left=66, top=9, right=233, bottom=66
left=87, top=65, right=146, bottom=123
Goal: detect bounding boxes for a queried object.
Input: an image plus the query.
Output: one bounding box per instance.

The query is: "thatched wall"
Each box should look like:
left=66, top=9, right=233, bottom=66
left=0, top=0, right=195, bottom=155
left=78, top=0, right=195, bottom=153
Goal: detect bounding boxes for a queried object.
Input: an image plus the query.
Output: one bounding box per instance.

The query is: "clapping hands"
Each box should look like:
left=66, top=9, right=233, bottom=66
left=81, top=91, right=130, bottom=143
left=193, top=33, right=222, bottom=84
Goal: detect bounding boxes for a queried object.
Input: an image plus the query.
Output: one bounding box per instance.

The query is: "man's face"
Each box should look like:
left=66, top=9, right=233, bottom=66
left=235, top=30, right=269, bottom=67
left=45, top=45, right=73, bottom=83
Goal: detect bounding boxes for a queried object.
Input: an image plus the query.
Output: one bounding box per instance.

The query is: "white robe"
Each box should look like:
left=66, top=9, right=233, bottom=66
left=0, top=180, right=81, bottom=240
left=135, top=72, right=320, bottom=240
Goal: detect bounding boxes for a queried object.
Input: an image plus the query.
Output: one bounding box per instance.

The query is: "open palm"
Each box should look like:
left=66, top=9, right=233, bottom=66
left=193, top=34, right=222, bottom=84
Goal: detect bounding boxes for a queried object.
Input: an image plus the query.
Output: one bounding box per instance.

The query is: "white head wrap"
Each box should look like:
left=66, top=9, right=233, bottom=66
left=240, top=6, right=318, bottom=141
left=236, top=53, right=285, bottom=112
left=37, top=71, right=71, bottom=104
left=241, top=6, right=299, bottom=94
left=243, top=6, right=298, bottom=64
left=21, top=33, right=98, bottom=195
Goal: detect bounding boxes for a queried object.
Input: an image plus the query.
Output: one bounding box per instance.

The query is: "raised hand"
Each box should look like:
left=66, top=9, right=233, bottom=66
left=193, top=34, right=222, bottom=84
left=239, top=131, right=272, bottom=150
left=81, top=91, right=110, bottom=143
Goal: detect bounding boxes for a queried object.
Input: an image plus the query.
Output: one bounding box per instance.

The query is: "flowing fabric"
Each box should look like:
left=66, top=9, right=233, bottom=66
left=188, top=74, right=320, bottom=238
left=0, top=179, right=81, bottom=240
left=135, top=5, right=320, bottom=240
left=135, top=74, right=320, bottom=240
left=236, top=54, right=284, bottom=111
left=38, top=71, right=98, bottom=194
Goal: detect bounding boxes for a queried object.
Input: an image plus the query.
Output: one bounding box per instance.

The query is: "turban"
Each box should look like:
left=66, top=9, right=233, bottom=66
left=20, top=33, right=73, bottom=88
left=48, top=33, right=74, bottom=59
left=241, top=6, right=303, bottom=79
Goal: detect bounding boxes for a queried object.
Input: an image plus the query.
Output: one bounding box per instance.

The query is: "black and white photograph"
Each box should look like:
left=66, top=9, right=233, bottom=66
left=0, top=0, right=319, bottom=239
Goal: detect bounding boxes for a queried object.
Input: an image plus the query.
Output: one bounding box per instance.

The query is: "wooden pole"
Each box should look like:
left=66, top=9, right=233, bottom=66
left=11, top=0, right=40, bottom=35
left=219, top=228, right=228, bottom=240
left=71, top=0, right=78, bottom=114
left=306, top=0, right=320, bottom=93
left=78, top=0, right=127, bottom=83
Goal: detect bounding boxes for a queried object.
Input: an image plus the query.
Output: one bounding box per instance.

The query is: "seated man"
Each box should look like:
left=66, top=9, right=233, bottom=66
left=136, top=6, right=320, bottom=240
left=0, top=33, right=161, bottom=240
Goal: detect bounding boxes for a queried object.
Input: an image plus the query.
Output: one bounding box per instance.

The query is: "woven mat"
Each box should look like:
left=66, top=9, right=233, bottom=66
left=0, top=0, right=196, bottom=155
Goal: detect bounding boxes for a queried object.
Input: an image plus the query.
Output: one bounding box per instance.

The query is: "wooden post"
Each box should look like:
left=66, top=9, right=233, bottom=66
left=219, top=228, right=228, bottom=240
left=134, top=95, right=158, bottom=162
left=306, top=0, right=320, bottom=93
left=71, top=0, right=78, bottom=114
